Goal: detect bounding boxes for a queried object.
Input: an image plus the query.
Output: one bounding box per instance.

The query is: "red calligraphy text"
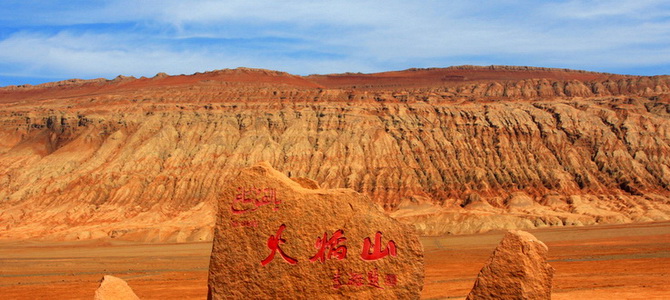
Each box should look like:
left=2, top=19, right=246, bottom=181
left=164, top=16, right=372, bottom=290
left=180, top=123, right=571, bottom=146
left=367, top=268, right=383, bottom=289
left=385, top=274, right=398, bottom=286
left=331, top=269, right=399, bottom=289
left=332, top=270, right=344, bottom=289
left=309, top=229, right=347, bottom=263
left=361, top=232, right=397, bottom=261
left=231, top=187, right=280, bottom=215
left=347, top=272, right=365, bottom=287
left=260, top=224, right=298, bottom=266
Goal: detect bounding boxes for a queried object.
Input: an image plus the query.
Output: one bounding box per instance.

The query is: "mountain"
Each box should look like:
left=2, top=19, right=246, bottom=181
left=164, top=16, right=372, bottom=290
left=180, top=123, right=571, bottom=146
left=1, top=65, right=669, bottom=241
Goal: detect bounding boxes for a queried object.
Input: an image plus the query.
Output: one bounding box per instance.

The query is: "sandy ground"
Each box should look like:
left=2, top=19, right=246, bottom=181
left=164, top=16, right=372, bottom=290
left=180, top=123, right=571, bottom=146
left=1, top=222, right=668, bottom=299
left=421, top=222, right=670, bottom=299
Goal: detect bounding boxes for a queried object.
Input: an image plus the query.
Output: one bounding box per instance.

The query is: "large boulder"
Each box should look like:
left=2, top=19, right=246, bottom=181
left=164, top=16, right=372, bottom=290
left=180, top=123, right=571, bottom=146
left=466, top=230, right=554, bottom=300
left=208, top=162, right=424, bottom=299
left=93, top=275, right=140, bottom=300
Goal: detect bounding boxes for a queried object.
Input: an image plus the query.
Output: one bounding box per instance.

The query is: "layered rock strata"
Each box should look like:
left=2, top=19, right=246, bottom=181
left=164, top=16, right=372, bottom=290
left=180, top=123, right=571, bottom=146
left=0, top=66, right=669, bottom=240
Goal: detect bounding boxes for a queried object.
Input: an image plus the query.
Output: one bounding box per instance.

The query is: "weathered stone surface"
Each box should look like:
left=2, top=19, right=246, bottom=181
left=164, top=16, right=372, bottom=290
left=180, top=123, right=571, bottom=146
left=466, top=230, right=554, bottom=300
left=1, top=66, right=669, bottom=241
left=207, top=162, right=424, bottom=299
left=93, top=275, right=140, bottom=300
left=291, top=177, right=320, bottom=189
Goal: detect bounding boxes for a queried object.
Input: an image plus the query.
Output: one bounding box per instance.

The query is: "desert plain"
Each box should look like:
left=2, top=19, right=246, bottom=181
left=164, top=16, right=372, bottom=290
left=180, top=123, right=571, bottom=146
left=0, top=221, right=668, bottom=299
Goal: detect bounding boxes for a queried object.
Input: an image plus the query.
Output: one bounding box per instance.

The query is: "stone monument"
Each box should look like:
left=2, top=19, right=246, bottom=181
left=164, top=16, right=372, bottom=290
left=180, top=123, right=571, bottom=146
left=207, top=162, right=424, bottom=299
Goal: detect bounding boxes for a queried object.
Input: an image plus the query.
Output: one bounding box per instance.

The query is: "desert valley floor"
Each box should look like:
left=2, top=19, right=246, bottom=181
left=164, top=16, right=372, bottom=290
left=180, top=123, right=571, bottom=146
left=1, top=221, right=668, bottom=299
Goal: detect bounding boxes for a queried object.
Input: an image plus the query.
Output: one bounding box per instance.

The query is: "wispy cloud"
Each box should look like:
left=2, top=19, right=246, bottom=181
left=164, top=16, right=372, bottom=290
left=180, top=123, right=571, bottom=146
left=0, top=0, right=669, bottom=86
left=544, top=0, right=670, bottom=19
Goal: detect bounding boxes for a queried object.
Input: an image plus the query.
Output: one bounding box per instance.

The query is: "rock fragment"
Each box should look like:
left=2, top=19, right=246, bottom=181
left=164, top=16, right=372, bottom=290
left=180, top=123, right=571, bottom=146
left=93, top=275, right=140, bottom=300
left=466, top=230, right=554, bottom=300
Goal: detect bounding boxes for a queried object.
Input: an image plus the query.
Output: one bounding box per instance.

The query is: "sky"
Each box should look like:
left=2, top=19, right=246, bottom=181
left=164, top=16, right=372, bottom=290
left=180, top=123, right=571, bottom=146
left=0, top=0, right=669, bottom=86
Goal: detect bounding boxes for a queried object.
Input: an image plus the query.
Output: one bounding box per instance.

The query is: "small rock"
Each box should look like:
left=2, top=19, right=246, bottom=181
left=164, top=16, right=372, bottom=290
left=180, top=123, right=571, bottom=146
left=93, top=275, right=140, bottom=300
left=466, top=230, right=554, bottom=300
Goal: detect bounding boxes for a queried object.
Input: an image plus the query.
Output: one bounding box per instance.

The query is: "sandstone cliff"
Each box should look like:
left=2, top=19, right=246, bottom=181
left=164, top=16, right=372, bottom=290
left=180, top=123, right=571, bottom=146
left=0, top=66, right=669, bottom=241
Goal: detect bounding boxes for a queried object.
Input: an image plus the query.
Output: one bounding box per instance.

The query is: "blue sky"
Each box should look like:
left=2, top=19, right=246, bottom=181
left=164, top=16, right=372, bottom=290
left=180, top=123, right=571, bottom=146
left=1, top=0, right=669, bottom=86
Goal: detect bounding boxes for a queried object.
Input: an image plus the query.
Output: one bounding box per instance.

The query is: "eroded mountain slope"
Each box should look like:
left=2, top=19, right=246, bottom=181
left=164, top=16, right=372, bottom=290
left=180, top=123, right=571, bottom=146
left=1, top=66, right=669, bottom=241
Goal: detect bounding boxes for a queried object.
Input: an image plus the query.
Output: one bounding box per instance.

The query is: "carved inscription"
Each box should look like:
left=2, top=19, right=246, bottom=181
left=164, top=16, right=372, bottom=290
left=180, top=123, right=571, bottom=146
left=231, top=187, right=279, bottom=215
left=260, top=224, right=398, bottom=267
left=260, top=224, right=298, bottom=266
left=361, top=232, right=397, bottom=261
left=332, top=268, right=399, bottom=289
left=227, top=186, right=407, bottom=291
left=310, top=230, right=347, bottom=263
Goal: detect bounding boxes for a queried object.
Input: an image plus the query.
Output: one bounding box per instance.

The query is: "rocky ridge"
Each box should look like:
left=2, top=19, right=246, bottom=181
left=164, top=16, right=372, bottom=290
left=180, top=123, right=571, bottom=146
left=0, top=66, right=669, bottom=241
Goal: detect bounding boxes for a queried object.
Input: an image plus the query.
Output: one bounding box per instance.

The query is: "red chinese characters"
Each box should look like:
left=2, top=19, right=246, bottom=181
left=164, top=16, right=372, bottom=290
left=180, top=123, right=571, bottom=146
left=260, top=224, right=298, bottom=266
left=259, top=225, right=400, bottom=287
left=384, top=274, right=398, bottom=286
left=231, top=187, right=279, bottom=215
left=347, top=272, right=365, bottom=287
left=367, top=268, right=382, bottom=289
left=331, top=269, right=399, bottom=290
left=332, top=270, right=344, bottom=289
left=309, top=230, right=347, bottom=263
left=361, top=232, right=397, bottom=261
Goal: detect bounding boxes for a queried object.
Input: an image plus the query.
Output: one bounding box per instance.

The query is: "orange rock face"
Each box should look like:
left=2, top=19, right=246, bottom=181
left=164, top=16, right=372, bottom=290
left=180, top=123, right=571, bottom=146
left=93, top=275, right=140, bottom=300
left=466, top=230, right=554, bottom=300
left=207, top=162, right=424, bottom=299
left=0, top=66, right=669, bottom=241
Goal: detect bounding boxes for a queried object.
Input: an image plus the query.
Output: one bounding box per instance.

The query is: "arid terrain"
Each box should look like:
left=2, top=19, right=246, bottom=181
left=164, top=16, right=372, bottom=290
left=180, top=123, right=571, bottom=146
left=1, top=66, right=670, bottom=241
left=1, top=222, right=668, bottom=299
left=0, top=65, right=669, bottom=298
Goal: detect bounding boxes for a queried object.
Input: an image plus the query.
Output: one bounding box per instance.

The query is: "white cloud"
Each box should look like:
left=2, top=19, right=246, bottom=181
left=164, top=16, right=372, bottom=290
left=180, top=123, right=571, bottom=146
left=0, top=0, right=669, bottom=84
left=544, top=0, right=670, bottom=20
left=0, top=31, right=220, bottom=78
left=0, top=30, right=378, bottom=80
